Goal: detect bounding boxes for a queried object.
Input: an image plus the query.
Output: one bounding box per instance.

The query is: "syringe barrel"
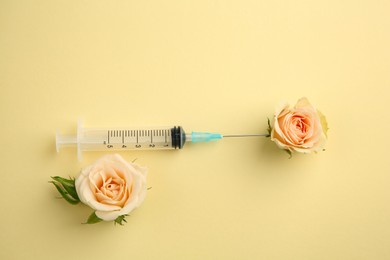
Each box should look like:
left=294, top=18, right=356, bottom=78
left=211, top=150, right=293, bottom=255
left=56, top=125, right=186, bottom=154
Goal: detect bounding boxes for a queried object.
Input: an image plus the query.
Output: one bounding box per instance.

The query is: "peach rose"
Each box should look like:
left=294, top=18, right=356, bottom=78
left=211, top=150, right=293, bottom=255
left=270, top=97, right=328, bottom=154
left=75, top=154, right=147, bottom=221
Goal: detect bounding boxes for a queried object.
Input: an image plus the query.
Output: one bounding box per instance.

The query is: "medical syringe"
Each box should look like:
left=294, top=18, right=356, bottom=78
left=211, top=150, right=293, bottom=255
left=56, top=121, right=268, bottom=161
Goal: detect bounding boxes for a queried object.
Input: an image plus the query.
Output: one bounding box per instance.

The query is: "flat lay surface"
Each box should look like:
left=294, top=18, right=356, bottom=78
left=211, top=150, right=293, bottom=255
left=1, top=0, right=389, bottom=259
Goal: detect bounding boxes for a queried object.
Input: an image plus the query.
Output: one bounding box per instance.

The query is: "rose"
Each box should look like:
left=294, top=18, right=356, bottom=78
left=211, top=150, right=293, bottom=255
left=270, top=97, right=328, bottom=154
left=75, top=154, right=147, bottom=222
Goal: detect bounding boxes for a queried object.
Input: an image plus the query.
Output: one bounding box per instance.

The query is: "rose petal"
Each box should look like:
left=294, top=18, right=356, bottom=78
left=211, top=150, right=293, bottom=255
left=270, top=98, right=327, bottom=153
left=95, top=210, right=121, bottom=221
left=75, top=154, right=148, bottom=221
left=295, top=97, right=312, bottom=109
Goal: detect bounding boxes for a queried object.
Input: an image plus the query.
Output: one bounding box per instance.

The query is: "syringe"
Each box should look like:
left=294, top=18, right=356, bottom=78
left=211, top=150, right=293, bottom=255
left=56, top=121, right=267, bottom=161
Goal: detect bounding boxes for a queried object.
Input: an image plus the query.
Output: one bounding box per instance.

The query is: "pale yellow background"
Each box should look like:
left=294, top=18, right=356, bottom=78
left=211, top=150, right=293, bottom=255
left=1, top=0, right=389, bottom=259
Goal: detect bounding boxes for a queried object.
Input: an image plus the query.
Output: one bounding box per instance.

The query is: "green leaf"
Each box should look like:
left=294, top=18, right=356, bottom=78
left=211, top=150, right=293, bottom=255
left=50, top=176, right=79, bottom=201
left=50, top=181, right=79, bottom=205
left=84, top=212, right=103, bottom=224
left=61, top=184, right=79, bottom=201
left=114, top=215, right=129, bottom=226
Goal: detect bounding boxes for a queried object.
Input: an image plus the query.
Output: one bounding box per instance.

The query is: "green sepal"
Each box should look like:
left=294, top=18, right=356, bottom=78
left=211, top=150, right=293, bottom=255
left=51, top=176, right=79, bottom=201
left=50, top=180, right=79, bottom=205
left=83, top=211, right=103, bottom=224
left=114, top=215, right=129, bottom=226
left=266, top=118, right=272, bottom=138
left=284, top=149, right=292, bottom=159
left=51, top=176, right=74, bottom=186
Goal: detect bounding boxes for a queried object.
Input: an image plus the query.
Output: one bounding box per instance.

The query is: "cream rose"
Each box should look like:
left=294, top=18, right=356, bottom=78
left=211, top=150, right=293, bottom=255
left=271, top=97, right=328, bottom=154
left=75, top=154, right=147, bottom=221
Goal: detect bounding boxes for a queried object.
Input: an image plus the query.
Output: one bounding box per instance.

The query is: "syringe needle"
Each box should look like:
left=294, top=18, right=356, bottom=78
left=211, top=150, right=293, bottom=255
left=223, top=134, right=269, bottom=138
